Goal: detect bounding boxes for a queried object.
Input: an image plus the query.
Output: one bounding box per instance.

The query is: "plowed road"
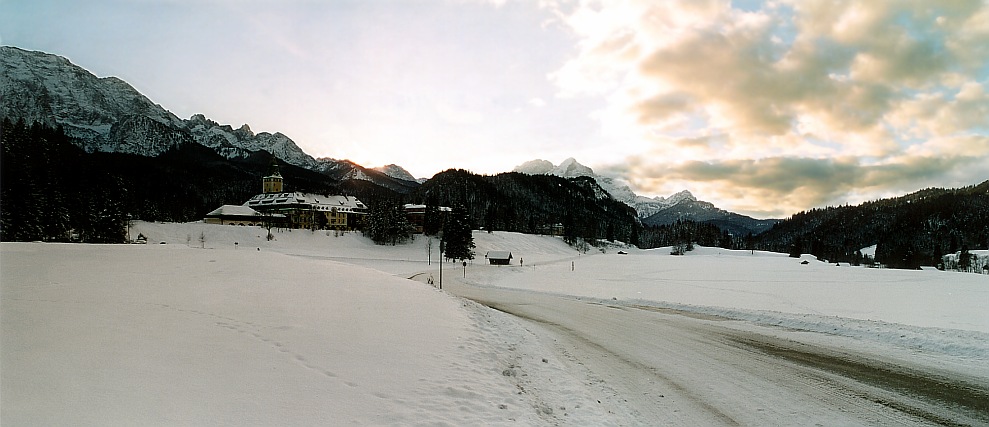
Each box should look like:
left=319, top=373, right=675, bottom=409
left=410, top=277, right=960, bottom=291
left=447, top=282, right=989, bottom=426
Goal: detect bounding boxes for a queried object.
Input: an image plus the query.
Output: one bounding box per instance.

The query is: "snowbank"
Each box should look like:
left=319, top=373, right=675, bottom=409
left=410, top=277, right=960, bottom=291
left=1, top=239, right=608, bottom=425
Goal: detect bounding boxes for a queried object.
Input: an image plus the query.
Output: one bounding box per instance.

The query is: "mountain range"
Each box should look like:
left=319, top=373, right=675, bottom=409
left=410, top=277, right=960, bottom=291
left=0, top=46, right=418, bottom=193
left=513, top=158, right=778, bottom=236
left=3, top=46, right=987, bottom=268
left=1, top=45, right=776, bottom=234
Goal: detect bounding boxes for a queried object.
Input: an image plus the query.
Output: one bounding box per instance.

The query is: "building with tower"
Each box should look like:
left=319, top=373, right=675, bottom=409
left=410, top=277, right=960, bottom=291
left=244, top=192, right=366, bottom=231
left=243, top=161, right=367, bottom=230
left=204, top=160, right=367, bottom=231
left=262, top=163, right=284, bottom=193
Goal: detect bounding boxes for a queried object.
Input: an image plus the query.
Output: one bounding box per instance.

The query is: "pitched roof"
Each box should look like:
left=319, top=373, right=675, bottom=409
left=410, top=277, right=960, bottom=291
left=244, top=192, right=367, bottom=212
left=403, top=204, right=453, bottom=212
left=486, top=251, right=513, bottom=260
left=206, top=205, right=260, bottom=217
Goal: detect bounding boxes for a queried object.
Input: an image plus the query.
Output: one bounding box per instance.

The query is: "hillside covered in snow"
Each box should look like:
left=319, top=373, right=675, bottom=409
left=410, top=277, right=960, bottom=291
left=3, top=222, right=987, bottom=425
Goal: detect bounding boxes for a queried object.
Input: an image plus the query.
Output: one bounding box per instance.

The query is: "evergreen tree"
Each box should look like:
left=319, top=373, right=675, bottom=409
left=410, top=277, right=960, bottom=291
left=670, top=220, right=691, bottom=255
left=387, top=203, right=414, bottom=245
left=959, top=244, right=972, bottom=272
left=365, top=202, right=413, bottom=245
left=442, top=205, right=474, bottom=261
left=789, top=236, right=803, bottom=258
left=423, top=204, right=443, bottom=236
left=719, top=230, right=733, bottom=249
left=484, top=204, right=496, bottom=233
left=364, top=203, right=388, bottom=244
left=562, top=214, right=578, bottom=247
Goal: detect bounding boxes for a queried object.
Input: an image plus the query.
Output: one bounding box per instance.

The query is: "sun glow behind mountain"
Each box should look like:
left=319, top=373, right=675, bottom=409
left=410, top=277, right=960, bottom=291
left=2, top=0, right=988, bottom=217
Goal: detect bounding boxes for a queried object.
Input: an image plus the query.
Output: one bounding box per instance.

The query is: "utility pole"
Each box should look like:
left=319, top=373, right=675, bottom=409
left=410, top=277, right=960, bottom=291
left=438, top=233, right=444, bottom=290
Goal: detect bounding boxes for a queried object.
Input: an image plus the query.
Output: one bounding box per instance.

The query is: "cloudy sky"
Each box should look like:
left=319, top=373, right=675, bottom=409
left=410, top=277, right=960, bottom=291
left=2, top=0, right=988, bottom=218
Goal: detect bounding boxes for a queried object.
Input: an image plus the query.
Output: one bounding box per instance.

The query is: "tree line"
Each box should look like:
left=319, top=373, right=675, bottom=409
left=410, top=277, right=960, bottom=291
left=407, top=169, right=643, bottom=249
left=754, top=182, right=989, bottom=269
left=2, top=118, right=128, bottom=242
left=362, top=201, right=475, bottom=262
left=0, top=118, right=342, bottom=243
left=8, top=118, right=984, bottom=271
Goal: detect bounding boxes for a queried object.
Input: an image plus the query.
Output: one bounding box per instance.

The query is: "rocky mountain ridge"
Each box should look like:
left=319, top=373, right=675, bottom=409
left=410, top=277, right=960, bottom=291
left=0, top=46, right=186, bottom=155
left=513, top=158, right=778, bottom=235
left=514, top=157, right=673, bottom=214
left=1, top=46, right=771, bottom=235
left=0, top=46, right=411, bottom=192
left=373, top=164, right=418, bottom=182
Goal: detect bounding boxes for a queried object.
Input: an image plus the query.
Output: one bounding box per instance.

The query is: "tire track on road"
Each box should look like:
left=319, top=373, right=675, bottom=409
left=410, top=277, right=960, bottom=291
left=451, top=283, right=978, bottom=426
left=730, top=335, right=989, bottom=426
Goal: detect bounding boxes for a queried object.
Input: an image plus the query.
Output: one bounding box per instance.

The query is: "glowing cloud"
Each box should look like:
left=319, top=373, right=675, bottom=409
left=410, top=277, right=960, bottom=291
left=548, top=0, right=989, bottom=217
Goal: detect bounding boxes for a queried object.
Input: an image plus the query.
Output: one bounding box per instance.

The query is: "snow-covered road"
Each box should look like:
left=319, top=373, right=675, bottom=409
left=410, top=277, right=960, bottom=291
left=447, top=282, right=989, bottom=426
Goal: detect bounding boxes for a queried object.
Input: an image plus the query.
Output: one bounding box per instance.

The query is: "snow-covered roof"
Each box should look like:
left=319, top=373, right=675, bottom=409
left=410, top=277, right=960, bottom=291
left=206, top=205, right=261, bottom=217
left=403, top=204, right=453, bottom=212
left=486, top=251, right=513, bottom=260
left=245, top=192, right=367, bottom=213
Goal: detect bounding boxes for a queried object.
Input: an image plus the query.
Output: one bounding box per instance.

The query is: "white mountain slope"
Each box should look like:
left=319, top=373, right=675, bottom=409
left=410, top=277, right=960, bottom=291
left=373, top=164, right=418, bottom=182
left=513, top=159, right=555, bottom=175
left=513, top=158, right=685, bottom=218
left=0, top=46, right=187, bottom=155
left=184, top=114, right=319, bottom=170
left=1, top=47, right=427, bottom=188
left=0, top=46, right=321, bottom=171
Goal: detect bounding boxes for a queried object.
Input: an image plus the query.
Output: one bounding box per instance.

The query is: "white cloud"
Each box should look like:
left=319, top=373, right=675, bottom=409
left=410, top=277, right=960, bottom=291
left=546, top=0, right=989, bottom=214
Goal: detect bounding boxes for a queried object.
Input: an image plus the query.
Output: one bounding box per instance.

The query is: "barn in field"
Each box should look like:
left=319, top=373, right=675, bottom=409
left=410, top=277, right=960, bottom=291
left=486, top=251, right=513, bottom=265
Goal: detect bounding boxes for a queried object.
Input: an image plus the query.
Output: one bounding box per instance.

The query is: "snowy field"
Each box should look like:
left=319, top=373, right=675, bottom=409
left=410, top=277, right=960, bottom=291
left=3, top=221, right=988, bottom=425
left=473, top=245, right=989, bottom=361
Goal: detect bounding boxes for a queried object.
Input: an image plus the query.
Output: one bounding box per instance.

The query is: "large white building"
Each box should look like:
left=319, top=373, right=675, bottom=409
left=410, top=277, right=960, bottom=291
left=244, top=192, right=366, bottom=231
left=205, top=162, right=367, bottom=230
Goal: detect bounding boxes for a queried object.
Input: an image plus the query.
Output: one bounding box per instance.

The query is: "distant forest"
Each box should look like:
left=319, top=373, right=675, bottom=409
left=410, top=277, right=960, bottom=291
left=754, top=183, right=989, bottom=269
left=0, top=118, right=336, bottom=242
left=3, top=118, right=987, bottom=272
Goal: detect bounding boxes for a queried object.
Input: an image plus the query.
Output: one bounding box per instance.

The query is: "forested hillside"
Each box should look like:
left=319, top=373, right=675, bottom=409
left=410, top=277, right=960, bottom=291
left=0, top=119, right=350, bottom=242
left=755, top=182, right=989, bottom=268
left=411, top=170, right=642, bottom=246
left=7, top=117, right=985, bottom=264
left=1, top=119, right=645, bottom=247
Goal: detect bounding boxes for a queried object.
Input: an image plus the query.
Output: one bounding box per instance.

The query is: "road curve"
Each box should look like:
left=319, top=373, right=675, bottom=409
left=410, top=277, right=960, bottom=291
left=446, top=282, right=989, bottom=426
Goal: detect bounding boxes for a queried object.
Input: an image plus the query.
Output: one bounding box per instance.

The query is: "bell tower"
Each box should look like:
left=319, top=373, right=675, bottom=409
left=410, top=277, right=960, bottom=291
left=263, top=159, right=283, bottom=193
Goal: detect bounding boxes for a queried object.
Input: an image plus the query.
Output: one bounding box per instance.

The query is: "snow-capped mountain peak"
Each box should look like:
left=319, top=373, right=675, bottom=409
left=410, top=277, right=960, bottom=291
left=514, top=158, right=596, bottom=178
left=667, top=190, right=696, bottom=205
left=1, top=46, right=427, bottom=194
left=344, top=168, right=372, bottom=182
left=551, top=157, right=595, bottom=178
left=0, top=46, right=187, bottom=155
left=513, top=159, right=555, bottom=175
left=512, top=158, right=713, bottom=219
left=514, top=158, right=648, bottom=206
left=1, top=46, right=323, bottom=171
left=373, top=164, right=417, bottom=182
